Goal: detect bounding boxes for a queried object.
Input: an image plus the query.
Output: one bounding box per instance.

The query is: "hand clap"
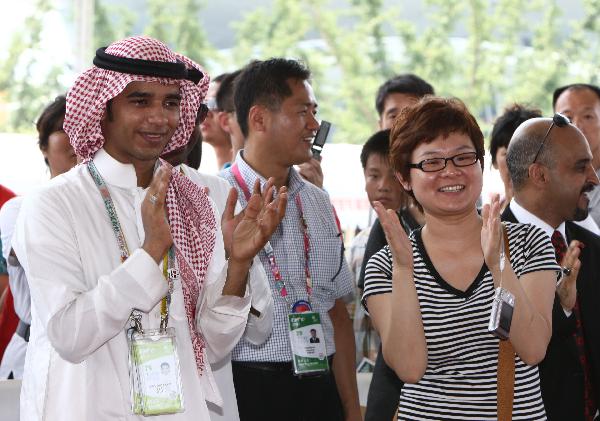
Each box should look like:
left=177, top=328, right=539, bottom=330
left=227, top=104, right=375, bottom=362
left=141, top=164, right=173, bottom=263
left=226, top=178, right=288, bottom=264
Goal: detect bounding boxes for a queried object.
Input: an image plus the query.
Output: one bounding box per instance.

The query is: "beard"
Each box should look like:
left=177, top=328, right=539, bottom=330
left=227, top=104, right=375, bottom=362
left=572, top=205, right=589, bottom=221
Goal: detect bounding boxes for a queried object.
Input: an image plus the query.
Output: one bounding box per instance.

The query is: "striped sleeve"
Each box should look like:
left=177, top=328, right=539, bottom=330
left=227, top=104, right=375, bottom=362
left=361, top=245, right=393, bottom=314
left=517, top=224, right=561, bottom=277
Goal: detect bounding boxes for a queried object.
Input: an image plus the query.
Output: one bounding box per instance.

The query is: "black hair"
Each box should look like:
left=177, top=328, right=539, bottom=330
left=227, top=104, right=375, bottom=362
left=552, top=83, right=600, bottom=110
left=212, top=73, right=229, bottom=84
left=375, top=74, right=434, bottom=116
left=216, top=70, right=242, bottom=113
left=36, top=95, right=67, bottom=165
left=360, top=129, right=392, bottom=169
left=489, top=104, right=542, bottom=166
left=234, top=58, right=311, bottom=138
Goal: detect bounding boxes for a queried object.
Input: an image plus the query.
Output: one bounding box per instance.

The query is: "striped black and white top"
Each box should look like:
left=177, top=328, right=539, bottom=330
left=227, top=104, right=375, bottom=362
left=362, top=222, right=559, bottom=420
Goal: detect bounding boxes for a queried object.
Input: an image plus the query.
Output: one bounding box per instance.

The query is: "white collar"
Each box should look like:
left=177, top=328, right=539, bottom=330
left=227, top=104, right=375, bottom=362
left=92, top=148, right=146, bottom=189
left=509, top=199, right=566, bottom=242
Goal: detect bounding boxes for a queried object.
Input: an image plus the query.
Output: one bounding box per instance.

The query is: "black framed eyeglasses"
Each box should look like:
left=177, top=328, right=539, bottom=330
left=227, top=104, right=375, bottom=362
left=408, top=152, right=479, bottom=172
left=196, top=103, right=209, bottom=125
left=531, top=113, right=570, bottom=164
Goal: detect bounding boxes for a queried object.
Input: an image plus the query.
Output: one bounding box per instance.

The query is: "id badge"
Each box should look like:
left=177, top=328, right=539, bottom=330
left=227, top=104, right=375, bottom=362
left=288, top=311, right=329, bottom=376
left=128, top=327, right=185, bottom=415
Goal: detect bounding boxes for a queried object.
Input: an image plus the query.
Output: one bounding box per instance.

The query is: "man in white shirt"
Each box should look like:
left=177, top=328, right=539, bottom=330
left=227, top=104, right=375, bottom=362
left=504, top=116, right=600, bottom=420
left=13, top=36, right=286, bottom=421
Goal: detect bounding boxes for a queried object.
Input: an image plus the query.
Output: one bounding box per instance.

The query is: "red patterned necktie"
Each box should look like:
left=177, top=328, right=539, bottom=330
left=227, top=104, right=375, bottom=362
left=551, top=230, right=596, bottom=420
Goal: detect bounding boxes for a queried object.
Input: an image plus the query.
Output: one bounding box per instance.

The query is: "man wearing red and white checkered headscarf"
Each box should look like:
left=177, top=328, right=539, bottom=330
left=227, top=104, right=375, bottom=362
left=12, top=36, right=287, bottom=421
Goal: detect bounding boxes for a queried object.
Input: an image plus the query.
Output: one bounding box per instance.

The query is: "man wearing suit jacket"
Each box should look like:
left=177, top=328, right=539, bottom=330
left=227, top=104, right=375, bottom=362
left=504, top=116, right=600, bottom=420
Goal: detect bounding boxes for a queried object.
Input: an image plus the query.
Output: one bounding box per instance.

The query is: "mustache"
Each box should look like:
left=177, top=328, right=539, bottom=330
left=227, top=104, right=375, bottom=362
left=582, top=182, right=596, bottom=194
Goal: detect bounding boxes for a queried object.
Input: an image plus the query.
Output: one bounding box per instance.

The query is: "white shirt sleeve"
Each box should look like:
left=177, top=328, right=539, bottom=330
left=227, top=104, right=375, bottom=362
left=243, top=257, right=274, bottom=345
left=197, top=201, right=252, bottom=364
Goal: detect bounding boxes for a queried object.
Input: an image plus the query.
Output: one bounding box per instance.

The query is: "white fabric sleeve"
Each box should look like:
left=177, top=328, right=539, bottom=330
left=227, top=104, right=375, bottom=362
left=197, top=203, right=252, bottom=364
left=243, top=256, right=274, bottom=345
left=12, top=191, right=168, bottom=364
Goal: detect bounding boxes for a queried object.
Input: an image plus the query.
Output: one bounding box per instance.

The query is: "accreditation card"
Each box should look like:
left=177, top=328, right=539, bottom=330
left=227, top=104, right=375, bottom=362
left=288, top=311, right=329, bottom=376
left=128, top=327, right=185, bottom=415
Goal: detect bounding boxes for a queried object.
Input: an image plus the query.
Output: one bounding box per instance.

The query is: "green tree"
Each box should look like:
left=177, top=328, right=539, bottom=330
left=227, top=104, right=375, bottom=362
left=94, top=1, right=136, bottom=51
left=145, top=0, right=217, bottom=68
left=0, top=0, right=66, bottom=132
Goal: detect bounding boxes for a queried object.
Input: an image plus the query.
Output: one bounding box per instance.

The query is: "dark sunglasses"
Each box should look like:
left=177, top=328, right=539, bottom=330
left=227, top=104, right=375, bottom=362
left=196, top=103, right=209, bottom=126
left=531, top=113, right=570, bottom=164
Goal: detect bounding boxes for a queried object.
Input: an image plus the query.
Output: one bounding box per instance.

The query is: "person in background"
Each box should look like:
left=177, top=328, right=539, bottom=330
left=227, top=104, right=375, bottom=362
left=375, top=73, right=435, bottom=130
left=553, top=84, right=600, bottom=228
left=346, top=129, right=404, bottom=365
left=489, top=104, right=542, bottom=207
left=215, top=70, right=245, bottom=161
left=201, top=73, right=233, bottom=169
left=364, top=97, right=557, bottom=419
left=504, top=115, right=600, bottom=420
left=0, top=95, right=77, bottom=380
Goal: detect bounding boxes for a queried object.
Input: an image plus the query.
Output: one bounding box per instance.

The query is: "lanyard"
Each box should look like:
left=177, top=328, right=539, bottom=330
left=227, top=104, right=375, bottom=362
left=87, top=161, right=173, bottom=332
left=230, top=163, right=313, bottom=303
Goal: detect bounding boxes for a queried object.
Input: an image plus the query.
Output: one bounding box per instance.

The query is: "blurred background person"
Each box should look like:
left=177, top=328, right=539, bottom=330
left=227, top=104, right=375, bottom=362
left=347, top=129, right=404, bottom=365
left=489, top=104, right=542, bottom=208
left=0, top=95, right=76, bottom=379
left=201, top=73, right=233, bottom=170
left=553, top=84, right=600, bottom=230
left=215, top=70, right=245, bottom=161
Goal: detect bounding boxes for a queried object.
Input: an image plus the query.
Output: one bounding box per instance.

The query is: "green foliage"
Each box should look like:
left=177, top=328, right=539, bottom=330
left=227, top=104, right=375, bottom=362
left=94, top=1, right=136, bottom=49
left=0, top=0, right=65, bottom=132
left=2, top=0, right=600, bottom=140
left=144, top=0, right=217, bottom=67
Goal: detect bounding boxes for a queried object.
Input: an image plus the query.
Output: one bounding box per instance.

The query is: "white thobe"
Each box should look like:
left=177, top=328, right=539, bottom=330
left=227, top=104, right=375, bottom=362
left=178, top=165, right=273, bottom=421
left=13, top=149, right=251, bottom=421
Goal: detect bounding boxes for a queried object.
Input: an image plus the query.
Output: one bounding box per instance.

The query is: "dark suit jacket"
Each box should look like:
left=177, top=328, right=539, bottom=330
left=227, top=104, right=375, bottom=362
left=502, top=207, right=600, bottom=420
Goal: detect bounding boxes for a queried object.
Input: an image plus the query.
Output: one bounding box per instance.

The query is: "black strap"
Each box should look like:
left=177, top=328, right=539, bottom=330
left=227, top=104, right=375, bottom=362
left=93, top=47, right=203, bottom=84
left=16, top=319, right=30, bottom=342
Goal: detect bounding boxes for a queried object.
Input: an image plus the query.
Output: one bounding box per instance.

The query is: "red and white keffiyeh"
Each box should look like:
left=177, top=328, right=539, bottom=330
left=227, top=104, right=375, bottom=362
left=64, top=36, right=215, bottom=375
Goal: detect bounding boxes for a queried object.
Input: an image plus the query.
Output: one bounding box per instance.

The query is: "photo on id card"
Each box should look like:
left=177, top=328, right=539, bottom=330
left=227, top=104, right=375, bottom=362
left=288, top=312, right=329, bottom=376
left=129, top=328, right=185, bottom=415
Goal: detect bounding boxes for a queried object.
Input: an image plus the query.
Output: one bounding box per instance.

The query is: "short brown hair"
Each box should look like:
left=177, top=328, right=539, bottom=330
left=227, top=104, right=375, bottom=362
left=390, top=97, right=484, bottom=203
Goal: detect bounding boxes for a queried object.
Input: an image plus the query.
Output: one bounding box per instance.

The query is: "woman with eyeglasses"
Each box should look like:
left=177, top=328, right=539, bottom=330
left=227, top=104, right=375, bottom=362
left=362, top=97, right=559, bottom=420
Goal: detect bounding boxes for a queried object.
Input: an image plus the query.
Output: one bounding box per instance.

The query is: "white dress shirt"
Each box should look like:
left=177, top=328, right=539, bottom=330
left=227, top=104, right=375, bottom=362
left=13, top=149, right=251, bottom=421
left=179, top=165, right=273, bottom=421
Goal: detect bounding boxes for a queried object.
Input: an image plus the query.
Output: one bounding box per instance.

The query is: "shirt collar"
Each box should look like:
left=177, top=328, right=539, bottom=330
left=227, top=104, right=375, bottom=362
left=234, top=150, right=305, bottom=197
left=92, top=148, right=143, bottom=189
left=510, top=199, right=566, bottom=241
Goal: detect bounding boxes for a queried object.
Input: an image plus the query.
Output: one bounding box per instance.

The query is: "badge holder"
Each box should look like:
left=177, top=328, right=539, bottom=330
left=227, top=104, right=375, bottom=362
left=288, top=301, right=329, bottom=377
left=128, top=322, right=185, bottom=415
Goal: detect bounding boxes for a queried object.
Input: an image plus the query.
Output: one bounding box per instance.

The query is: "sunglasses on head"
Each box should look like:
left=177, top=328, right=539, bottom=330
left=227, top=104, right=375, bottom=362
left=531, top=113, right=570, bottom=164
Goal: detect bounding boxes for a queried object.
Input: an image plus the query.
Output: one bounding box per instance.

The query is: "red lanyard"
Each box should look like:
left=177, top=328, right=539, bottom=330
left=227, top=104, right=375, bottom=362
left=231, top=163, right=313, bottom=301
